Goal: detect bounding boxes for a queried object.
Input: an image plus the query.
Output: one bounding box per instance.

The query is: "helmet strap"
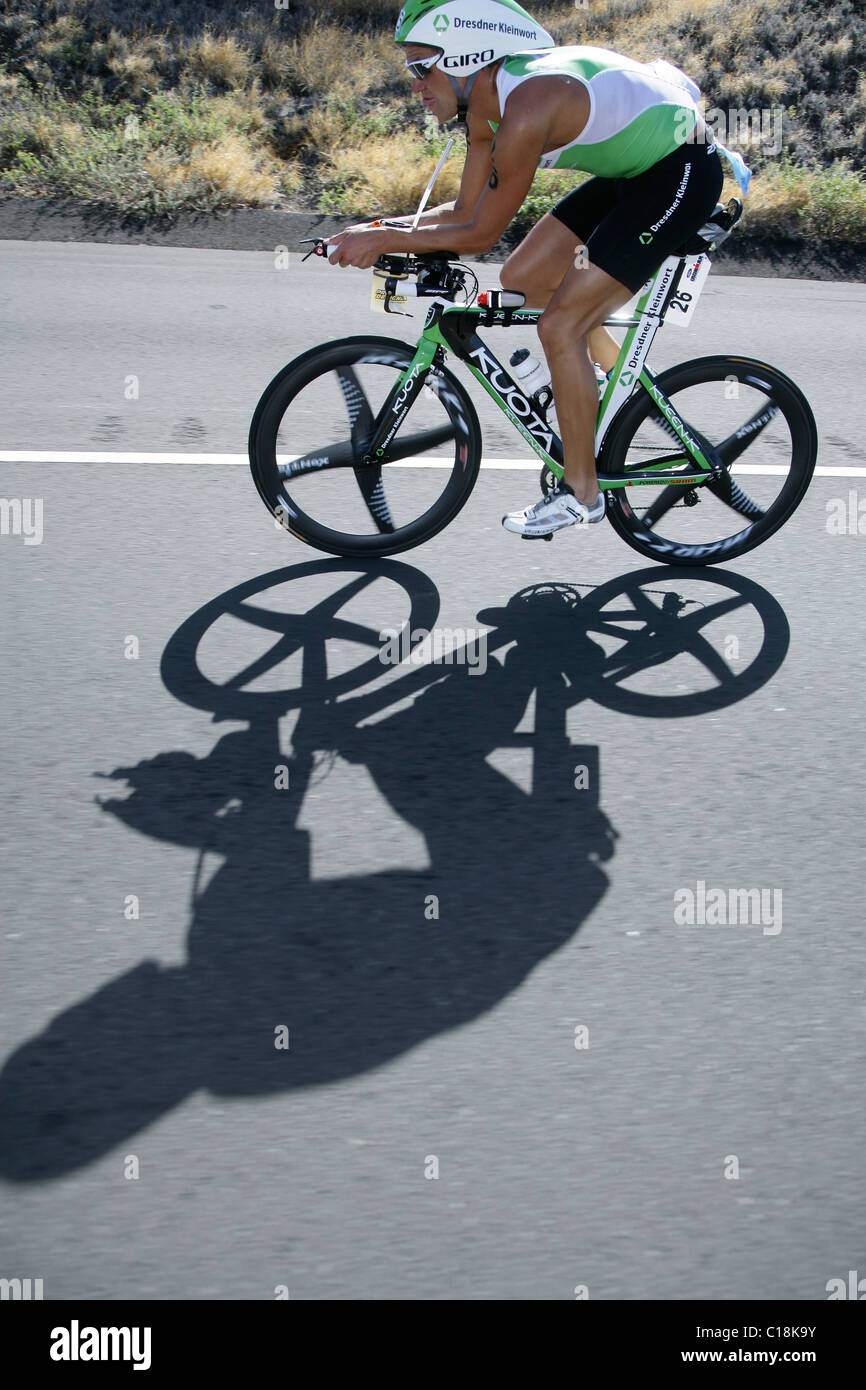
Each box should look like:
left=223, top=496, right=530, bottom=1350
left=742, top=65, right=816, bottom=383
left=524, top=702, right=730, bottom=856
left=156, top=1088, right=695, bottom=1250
left=446, top=68, right=483, bottom=126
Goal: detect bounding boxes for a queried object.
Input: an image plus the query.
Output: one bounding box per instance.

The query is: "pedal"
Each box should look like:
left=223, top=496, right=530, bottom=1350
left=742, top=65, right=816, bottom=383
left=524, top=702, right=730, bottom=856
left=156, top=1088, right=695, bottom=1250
left=520, top=531, right=554, bottom=541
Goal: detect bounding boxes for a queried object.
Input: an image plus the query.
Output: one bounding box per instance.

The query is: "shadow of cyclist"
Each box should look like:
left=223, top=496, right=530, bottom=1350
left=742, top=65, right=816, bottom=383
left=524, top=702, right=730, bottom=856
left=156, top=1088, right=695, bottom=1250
left=0, top=563, right=787, bottom=1180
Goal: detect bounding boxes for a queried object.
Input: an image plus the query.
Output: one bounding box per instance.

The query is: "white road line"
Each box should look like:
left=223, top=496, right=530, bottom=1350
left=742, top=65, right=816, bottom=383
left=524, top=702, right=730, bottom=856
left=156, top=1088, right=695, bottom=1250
left=0, top=450, right=863, bottom=477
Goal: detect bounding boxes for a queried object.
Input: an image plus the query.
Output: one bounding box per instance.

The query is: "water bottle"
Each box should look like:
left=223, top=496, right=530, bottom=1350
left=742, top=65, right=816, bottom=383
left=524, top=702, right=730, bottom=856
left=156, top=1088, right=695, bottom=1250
left=593, top=362, right=610, bottom=397
left=510, top=347, right=551, bottom=399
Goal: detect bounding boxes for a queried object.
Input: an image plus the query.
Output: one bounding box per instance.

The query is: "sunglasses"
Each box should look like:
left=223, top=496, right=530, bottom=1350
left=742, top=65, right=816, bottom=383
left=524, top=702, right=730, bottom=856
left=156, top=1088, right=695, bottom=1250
left=405, top=54, right=438, bottom=80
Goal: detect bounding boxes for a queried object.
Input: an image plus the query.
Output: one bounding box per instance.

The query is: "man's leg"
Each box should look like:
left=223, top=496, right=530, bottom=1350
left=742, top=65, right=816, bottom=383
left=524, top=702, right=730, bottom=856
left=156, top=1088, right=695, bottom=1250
left=499, top=212, right=580, bottom=306
left=536, top=262, right=633, bottom=503
left=540, top=141, right=724, bottom=504
left=502, top=146, right=724, bottom=532
left=501, top=214, right=627, bottom=408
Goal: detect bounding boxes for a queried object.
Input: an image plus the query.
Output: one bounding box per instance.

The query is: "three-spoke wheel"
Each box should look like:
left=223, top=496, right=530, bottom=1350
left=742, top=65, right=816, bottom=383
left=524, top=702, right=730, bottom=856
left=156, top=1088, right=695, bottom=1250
left=249, top=336, right=482, bottom=557
left=598, top=355, right=818, bottom=566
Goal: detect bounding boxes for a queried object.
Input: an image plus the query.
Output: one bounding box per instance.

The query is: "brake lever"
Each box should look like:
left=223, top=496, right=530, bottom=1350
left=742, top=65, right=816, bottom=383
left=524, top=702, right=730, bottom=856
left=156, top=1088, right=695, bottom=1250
left=300, top=238, right=329, bottom=262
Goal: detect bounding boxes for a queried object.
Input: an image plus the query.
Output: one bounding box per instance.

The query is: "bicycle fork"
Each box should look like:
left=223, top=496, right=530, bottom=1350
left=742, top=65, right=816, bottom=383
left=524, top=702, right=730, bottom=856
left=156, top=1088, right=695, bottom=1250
left=361, top=337, right=443, bottom=464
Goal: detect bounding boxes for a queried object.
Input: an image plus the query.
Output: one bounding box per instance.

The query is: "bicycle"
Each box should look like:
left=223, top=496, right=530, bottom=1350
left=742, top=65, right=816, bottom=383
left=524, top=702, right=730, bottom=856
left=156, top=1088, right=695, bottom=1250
left=248, top=197, right=817, bottom=567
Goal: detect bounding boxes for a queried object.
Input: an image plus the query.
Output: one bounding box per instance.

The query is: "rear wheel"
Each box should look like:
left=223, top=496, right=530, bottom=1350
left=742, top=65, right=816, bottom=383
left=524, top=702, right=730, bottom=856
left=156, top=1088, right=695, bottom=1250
left=600, top=356, right=817, bottom=566
left=249, top=335, right=482, bottom=557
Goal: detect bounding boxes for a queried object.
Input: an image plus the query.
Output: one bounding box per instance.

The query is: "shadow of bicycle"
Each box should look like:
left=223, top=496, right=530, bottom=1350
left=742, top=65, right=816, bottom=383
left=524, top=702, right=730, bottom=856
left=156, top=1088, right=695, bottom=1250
left=0, top=561, right=788, bottom=1180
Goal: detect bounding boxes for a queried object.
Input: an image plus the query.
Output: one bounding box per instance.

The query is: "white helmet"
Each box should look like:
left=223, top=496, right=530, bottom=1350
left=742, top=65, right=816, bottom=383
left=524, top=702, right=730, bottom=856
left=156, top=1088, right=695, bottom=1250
left=396, top=0, right=554, bottom=119
left=396, top=0, right=554, bottom=72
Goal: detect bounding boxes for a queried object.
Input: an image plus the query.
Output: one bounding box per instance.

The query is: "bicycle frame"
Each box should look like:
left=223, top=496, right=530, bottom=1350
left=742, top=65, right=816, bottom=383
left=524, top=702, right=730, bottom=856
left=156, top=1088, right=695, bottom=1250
left=362, top=253, right=722, bottom=489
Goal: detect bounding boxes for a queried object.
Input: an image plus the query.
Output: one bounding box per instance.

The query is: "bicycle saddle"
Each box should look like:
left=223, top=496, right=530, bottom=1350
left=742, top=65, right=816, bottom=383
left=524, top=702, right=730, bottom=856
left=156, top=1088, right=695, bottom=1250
left=676, top=198, right=744, bottom=256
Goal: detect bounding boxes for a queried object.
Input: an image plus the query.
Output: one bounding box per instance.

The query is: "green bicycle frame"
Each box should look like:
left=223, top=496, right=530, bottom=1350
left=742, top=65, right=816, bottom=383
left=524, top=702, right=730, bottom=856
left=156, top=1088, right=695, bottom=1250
left=363, top=253, right=720, bottom=488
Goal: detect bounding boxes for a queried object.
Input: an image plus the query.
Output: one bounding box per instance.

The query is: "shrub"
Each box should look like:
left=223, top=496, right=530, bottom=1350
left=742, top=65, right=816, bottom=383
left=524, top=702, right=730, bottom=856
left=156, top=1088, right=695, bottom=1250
left=0, top=0, right=864, bottom=231
left=323, top=132, right=463, bottom=215
left=185, top=31, right=251, bottom=91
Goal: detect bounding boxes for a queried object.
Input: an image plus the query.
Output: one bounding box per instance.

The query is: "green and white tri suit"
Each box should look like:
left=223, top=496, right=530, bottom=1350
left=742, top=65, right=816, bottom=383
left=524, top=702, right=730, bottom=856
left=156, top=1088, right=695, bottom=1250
left=489, top=46, right=745, bottom=293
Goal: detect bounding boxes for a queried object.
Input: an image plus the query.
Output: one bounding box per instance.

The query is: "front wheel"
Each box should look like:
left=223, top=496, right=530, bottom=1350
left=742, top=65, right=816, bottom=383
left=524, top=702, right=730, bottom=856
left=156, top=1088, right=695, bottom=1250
left=249, top=335, right=482, bottom=557
left=600, top=356, right=817, bottom=566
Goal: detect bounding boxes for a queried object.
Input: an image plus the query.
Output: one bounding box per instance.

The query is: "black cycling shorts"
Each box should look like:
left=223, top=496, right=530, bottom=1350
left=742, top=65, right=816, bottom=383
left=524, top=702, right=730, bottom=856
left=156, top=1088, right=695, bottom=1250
left=550, top=140, right=724, bottom=293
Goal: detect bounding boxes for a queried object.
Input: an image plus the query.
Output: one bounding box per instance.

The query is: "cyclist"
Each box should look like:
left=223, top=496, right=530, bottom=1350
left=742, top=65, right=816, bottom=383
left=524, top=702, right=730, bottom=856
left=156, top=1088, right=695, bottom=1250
left=328, top=0, right=747, bottom=538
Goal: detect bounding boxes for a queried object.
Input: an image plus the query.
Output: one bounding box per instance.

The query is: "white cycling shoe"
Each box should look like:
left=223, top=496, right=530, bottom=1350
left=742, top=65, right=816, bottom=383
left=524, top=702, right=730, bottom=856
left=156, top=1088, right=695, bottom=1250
left=502, top=483, right=606, bottom=538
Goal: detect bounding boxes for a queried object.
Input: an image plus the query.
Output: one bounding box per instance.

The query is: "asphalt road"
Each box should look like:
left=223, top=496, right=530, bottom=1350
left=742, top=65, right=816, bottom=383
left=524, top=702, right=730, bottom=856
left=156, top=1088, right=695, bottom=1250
left=0, top=241, right=864, bottom=1300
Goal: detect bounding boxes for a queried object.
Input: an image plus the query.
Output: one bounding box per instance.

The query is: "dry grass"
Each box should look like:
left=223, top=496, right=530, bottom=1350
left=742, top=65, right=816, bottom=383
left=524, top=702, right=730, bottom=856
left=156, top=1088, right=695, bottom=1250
left=821, top=36, right=854, bottom=64
left=185, top=31, right=251, bottom=91
left=2, top=0, right=864, bottom=233
left=305, top=84, right=363, bottom=151
left=188, top=135, right=276, bottom=202
left=735, top=170, right=811, bottom=230
left=550, top=0, right=722, bottom=28
left=545, top=0, right=730, bottom=60
left=259, top=36, right=294, bottom=92
left=289, top=23, right=360, bottom=97
left=327, top=132, right=463, bottom=216
left=142, top=148, right=186, bottom=192
left=732, top=160, right=866, bottom=239
left=107, top=50, right=157, bottom=97
left=208, top=89, right=268, bottom=138
left=308, top=0, right=395, bottom=21
left=35, top=13, right=86, bottom=59
left=287, top=24, right=402, bottom=97
left=55, top=117, right=86, bottom=147
left=145, top=135, right=279, bottom=205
